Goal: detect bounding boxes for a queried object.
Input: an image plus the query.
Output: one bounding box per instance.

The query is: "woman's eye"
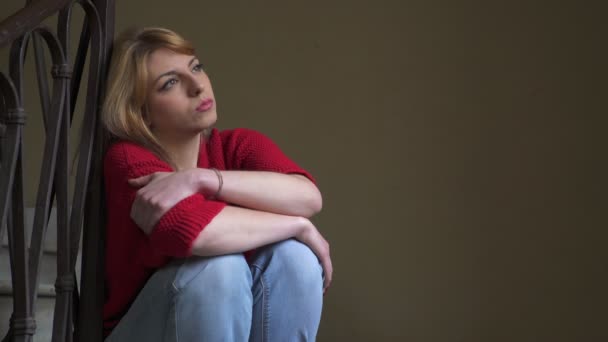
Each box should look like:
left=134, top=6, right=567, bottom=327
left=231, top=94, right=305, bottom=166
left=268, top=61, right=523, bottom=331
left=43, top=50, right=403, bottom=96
left=192, top=63, right=204, bottom=72
left=161, top=78, right=178, bottom=91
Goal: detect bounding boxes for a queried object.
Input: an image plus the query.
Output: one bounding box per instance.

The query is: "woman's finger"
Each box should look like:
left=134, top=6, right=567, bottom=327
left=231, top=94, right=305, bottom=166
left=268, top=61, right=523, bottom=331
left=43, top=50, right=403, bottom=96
left=322, top=256, right=333, bottom=290
left=128, top=174, right=152, bottom=187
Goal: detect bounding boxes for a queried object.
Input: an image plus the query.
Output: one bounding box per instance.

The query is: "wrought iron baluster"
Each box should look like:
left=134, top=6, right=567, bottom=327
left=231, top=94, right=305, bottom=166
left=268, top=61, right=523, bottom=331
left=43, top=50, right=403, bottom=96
left=32, top=35, right=51, bottom=131
left=77, top=1, right=113, bottom=340
left=0, top=69, right=31, bottom=342
left=1, top=0, right=114, bottom=340
left=51, top=65, right=71, bottom=342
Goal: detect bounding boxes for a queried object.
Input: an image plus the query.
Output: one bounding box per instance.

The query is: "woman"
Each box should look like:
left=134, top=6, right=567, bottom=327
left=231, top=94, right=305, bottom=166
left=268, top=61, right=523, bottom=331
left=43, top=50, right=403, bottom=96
left=101, top=27, right=332, bottom=341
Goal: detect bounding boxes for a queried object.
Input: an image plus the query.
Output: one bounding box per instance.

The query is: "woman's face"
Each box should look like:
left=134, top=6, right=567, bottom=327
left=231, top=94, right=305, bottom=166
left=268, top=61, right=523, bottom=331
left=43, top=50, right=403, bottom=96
left=144, top=48, right=217, bottom=143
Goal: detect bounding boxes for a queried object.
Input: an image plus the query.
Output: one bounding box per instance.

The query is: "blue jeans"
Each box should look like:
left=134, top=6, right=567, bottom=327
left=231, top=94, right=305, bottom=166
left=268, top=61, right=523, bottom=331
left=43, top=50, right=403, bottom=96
left=105, top=239, right=324, bottom=341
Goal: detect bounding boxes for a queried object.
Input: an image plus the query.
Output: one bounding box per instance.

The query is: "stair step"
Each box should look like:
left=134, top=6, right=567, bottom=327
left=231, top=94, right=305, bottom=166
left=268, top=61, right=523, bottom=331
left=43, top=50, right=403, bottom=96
left=0, top=281, right=56, bottom=297
left=1, top=207, right=65, bottom=254
left=0, top=248, right=63, bottom=288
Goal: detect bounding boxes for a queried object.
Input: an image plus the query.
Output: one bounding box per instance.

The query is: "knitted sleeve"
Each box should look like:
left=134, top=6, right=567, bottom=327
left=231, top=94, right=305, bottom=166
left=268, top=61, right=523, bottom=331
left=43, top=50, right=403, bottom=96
left=221, top=128, right=316, bottom=183
left=104, top=142, right=226, bottom=262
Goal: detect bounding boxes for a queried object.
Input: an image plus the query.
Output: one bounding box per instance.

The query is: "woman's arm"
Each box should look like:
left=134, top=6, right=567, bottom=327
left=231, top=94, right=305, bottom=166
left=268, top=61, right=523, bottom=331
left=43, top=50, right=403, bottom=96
left=191, top=205, right=333, bottom=290
left=128, top=168, right=332, bottom=290
left=199, top=169, right=322, bottom=217
left=190, top=205, right=308, bottom=255
left=212, top=128, right=323, bottom=217
left=130, top=169, right=322, bottom=218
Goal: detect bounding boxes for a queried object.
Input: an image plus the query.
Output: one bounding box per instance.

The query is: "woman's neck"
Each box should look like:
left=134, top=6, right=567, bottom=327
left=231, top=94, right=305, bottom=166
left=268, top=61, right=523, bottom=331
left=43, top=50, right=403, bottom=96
left=159, top=133, right=201, bottom=171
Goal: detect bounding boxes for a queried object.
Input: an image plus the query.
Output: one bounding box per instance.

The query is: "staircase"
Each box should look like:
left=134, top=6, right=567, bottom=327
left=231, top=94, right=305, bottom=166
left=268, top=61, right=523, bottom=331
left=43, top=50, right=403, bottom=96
left=0, top=208, right=82, bottom=340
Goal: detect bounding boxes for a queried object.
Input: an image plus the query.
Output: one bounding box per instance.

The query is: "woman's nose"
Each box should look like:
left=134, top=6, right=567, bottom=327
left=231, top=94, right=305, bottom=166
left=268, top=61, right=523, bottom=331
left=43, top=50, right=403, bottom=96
left=189, top=78, right=204, bottom=96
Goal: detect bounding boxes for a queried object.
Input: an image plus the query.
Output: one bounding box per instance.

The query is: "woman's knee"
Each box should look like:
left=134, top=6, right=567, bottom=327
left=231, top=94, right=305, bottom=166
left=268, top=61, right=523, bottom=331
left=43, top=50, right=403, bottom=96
left=173, top=254, right=252, bottom=303
left=268, top=239, right=323, bottom=291
left=169, top=255, right=253, bottom=340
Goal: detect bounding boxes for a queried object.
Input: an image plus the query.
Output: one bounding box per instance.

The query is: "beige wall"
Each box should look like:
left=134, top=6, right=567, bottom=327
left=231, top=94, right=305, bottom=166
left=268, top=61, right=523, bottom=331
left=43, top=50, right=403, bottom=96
left=2, top=1, right=607, bottom=340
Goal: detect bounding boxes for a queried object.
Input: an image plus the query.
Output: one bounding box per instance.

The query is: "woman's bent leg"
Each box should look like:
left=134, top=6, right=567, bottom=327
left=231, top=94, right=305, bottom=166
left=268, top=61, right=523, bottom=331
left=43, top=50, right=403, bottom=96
left=249, top=239, right=324, bottom=342
left=105, top=259, right=180, bottom=342
left=170, top=254, right=253, bottom=341
left=106, top=254, right=253, bottom=342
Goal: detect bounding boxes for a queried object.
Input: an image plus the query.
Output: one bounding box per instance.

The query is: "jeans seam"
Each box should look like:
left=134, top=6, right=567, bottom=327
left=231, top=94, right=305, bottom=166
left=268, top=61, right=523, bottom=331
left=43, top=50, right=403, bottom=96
left=170, top=259, right=201, bottom=294
left=263, top=272, right=270, bottom=342
left=171, top=281, right=179, bottom=294
left=173, top=294, right=179, bottom=342
left=251, top=264, right=270, bottom=342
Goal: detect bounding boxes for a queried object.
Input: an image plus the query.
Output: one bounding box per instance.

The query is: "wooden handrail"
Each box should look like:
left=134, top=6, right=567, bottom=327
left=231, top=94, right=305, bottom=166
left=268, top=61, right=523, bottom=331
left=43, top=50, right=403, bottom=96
left=0, top=0, right=71, bottom=48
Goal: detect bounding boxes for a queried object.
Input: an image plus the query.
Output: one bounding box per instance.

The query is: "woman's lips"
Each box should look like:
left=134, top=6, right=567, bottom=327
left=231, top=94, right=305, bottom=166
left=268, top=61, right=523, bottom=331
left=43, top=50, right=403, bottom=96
left=196, top=99, right=214, bottom=112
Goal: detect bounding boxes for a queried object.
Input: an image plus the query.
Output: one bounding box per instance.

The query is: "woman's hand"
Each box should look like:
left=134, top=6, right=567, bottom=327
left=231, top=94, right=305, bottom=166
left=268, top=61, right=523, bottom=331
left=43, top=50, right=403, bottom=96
left=128, top=169, right=202, bottom=234
left=296, top=220, right=333, bottom=293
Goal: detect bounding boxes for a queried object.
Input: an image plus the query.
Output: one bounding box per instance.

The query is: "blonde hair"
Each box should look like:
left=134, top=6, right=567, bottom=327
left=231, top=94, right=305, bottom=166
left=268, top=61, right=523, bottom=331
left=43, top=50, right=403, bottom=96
left=101, top=27, right=196, bottom=168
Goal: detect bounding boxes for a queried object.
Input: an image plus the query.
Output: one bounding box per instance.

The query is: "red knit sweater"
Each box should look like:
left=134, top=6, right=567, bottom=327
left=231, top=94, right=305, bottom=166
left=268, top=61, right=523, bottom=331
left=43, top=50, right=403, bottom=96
left=102, top=128, right=314, bottom=335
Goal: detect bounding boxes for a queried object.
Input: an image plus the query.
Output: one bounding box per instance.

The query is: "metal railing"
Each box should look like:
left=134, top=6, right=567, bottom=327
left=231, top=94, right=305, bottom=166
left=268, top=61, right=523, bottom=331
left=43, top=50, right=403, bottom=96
left=0, top=0, right=114, bottom=340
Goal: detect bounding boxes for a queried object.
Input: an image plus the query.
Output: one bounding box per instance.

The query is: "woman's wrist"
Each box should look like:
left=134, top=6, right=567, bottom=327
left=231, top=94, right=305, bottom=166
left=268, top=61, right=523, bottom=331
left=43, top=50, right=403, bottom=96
left=190, top=168, right=216, bottom=197
left=294, top=216, right=313, bottom=239
left=191, top=168, right=218, bottom=198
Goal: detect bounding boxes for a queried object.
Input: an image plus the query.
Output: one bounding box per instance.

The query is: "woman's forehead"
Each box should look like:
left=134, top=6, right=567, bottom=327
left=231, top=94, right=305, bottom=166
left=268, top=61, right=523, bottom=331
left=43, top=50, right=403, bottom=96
left=147, top=48, right=196, bottom=73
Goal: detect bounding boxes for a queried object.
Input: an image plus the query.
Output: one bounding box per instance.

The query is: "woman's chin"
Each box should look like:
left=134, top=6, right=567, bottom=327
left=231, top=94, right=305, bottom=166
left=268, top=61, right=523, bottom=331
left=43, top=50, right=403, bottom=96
left=196, top=109, right=217, bottom=127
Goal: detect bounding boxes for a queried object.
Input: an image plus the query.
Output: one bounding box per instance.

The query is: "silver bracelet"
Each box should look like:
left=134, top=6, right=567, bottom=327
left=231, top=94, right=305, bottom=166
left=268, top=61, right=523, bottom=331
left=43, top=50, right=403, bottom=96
left=209, top=168, right=223, bottom=200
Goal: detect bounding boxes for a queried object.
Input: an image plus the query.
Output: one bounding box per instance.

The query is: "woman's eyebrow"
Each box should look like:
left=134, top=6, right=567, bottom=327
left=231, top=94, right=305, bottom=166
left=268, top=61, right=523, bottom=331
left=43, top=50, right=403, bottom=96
left=154, top=70, right=177, bottom=83
left=154, top=57, right=198, bottom=83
